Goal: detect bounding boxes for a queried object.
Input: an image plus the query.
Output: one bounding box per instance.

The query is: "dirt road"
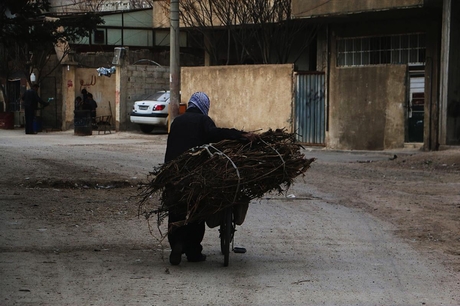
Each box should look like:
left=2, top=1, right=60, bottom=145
left=0, top=129, right=459, bottom=305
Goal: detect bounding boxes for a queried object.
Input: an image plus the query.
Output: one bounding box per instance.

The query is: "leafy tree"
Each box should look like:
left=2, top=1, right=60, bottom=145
left=0, top=0, right=103, bottom=103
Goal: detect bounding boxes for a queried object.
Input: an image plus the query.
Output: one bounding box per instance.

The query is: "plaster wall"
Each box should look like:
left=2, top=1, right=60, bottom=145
left=292, top=0, right=423, bottom=17
left=60, top=57, right=171, bottom=132
left=152, top=3, right=170, bottom=28
left=329, top=65, right=406, bottom=150
left=181, top=65, right=294, bottom=132
left=62, top=67, right=116, bottom=130
left=152, top=3, right=188, bottom=28
left=326, top=15, right=442, bottom=150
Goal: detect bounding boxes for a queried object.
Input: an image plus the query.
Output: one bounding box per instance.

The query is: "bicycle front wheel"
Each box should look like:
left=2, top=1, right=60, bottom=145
left=220, top=207, right=232, bottom=267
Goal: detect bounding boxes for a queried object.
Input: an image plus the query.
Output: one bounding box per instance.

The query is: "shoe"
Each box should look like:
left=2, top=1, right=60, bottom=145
left=187, top=254, right=207, bottom=262
left=169, top=243, right=183, bottom=265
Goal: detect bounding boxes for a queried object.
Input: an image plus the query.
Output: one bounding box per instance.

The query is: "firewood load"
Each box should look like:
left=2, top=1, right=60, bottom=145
left=137, top=128, right=316, bottom=227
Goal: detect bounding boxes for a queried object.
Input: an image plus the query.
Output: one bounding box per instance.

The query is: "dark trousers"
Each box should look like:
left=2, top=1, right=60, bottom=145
left=168, top=211, right=205, bottom=259
left=24, top=107, right=35, bottom=134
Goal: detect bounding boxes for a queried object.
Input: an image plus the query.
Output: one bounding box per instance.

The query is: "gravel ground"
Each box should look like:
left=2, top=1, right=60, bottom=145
left=0, top=129, right=459, bottom=305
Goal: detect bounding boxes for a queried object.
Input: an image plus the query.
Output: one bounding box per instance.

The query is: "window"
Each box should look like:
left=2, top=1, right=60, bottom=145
left=337, top=33, right=426, bottom=67
left=93, top=30, right=105, bottom=44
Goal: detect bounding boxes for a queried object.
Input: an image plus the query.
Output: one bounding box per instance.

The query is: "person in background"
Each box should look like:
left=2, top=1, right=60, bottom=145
left=75, top=96, right=83, bottom=110
left=81, top=88, right=90, bottom=104
left=82, top=93, right=98, bottom=120
left=164, top=91, right=256, bottom=265
left=21, top=84, right=48, bottom=134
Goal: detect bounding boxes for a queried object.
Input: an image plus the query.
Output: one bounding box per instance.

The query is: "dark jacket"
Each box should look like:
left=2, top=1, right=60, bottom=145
left=22, top=89, right=45, bottom=111
left=82, top=98, right=97, bottom=118
left=165, top=107, right=245, bottom=163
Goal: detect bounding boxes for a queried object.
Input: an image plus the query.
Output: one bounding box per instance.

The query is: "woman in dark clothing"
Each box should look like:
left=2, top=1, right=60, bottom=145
left=84, top=93, right=98, bottom=119
left=22, top=84, right=48, bottom=134
left=75, top=96, right=83, bottom=110
left=81, top=88, right=89, bottom=104
left=165, top=92, right=254, bottom=265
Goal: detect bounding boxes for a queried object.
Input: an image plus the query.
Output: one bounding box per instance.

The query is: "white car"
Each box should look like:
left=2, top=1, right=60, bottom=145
left=130, top=91, right=170, bottom=133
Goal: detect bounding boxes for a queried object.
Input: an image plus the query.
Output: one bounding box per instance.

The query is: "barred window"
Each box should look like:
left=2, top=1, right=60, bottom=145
left=337, top=33, right=426, bottom=67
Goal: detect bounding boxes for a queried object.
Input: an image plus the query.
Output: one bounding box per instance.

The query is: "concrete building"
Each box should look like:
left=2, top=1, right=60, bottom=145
left=291, top=0, right=459, bottom=150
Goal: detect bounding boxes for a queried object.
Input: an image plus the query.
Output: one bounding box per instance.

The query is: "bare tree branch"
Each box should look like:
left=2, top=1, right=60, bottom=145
left=162, top=0, right=318, bottom=66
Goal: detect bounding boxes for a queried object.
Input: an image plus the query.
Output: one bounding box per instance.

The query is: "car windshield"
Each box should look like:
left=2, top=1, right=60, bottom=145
left=144, top=92, right=169, bottom=102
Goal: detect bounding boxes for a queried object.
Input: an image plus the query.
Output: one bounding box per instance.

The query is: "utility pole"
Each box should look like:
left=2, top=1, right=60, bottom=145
left=169, top=0, right=180, bottom=130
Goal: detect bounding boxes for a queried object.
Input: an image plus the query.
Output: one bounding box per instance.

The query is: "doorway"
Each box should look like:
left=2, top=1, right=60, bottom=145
left=406, top=68, right=425, bottom=143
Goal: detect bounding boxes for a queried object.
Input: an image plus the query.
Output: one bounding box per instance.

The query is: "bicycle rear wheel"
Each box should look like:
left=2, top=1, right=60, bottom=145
left=220, top=207, right=233, bottom=267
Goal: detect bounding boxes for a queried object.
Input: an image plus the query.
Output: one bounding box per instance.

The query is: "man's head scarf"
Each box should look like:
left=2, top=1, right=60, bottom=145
left=188, top=92, right=210, bottom=115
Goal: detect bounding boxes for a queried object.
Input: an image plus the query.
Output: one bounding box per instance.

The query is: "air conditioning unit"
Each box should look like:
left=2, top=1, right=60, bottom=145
left=112, top=47, right=126, bottom=66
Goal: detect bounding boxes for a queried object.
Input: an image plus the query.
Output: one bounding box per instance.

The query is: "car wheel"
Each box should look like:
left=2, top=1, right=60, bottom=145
left=139, top=124, right=154, bottom=133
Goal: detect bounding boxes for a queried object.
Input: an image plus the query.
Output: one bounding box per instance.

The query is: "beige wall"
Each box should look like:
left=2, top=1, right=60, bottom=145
left=62, top=66, right=116, bottom=130
left=152, top=2, right=169, bottom=28
left=58, top=53, right=408, bottom=151
left=292, top=0, right=423, bottom=17
left=181, top=64, right=294, bottom=132
left=61, top=56, right=170, bottom=132
left=60, top=54, right=407, bottom=151
left=328, top=65, right=406, bottom=150
left=152, top=2, right=225, bottom=29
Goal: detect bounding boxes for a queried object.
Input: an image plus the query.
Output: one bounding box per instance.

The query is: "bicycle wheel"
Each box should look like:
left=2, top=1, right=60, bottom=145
left=220, top=207, right=233, bottom=267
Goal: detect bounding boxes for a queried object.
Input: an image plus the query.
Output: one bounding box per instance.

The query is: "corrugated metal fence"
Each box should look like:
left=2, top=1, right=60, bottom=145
left=294, top=72, right=326, bottom=145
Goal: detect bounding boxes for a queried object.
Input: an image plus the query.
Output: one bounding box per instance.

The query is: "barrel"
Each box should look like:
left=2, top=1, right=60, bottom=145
left=74, top=110, right=92, bottom=136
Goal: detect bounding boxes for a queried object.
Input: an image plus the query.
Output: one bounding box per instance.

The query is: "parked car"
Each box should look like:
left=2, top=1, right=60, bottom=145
left=130, top=91, right=170, bottom=133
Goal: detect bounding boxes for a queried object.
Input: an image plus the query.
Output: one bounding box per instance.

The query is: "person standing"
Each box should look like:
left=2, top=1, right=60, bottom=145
left=75, top=96, right=83, bottom=110
left=21, top=84, right=47, bottom=134
left=81, top=92, right=97, bottom=121
left=85, top=93, right=98, bottom=119
left=81, top=88, right=90, bottom=104
left=164, top=91, right=255, bottom=265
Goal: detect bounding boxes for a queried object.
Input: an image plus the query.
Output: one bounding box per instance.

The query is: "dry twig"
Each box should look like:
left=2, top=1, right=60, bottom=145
left=136, top=128, right=315, bottom=228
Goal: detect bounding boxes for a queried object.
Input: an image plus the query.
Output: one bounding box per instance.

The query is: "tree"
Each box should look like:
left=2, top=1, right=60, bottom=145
left=0, top=0, right=103, bottom=106
left=161, top=0, right=318, bottom=65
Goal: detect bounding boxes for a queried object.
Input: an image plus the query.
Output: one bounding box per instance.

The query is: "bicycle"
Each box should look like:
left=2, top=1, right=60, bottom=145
left=218, top=205, right=246, bottom=267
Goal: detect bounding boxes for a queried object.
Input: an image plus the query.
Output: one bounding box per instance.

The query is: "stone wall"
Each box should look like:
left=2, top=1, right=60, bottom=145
left=122, top=65, right=170, bottom=130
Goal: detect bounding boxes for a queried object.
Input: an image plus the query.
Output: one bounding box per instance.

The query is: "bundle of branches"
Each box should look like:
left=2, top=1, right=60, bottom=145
left=137, top=128, right=315, bottom=227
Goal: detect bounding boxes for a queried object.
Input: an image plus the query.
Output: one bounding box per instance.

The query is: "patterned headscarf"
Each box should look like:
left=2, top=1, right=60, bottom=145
left=188, top=92, right=210, bottom=115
